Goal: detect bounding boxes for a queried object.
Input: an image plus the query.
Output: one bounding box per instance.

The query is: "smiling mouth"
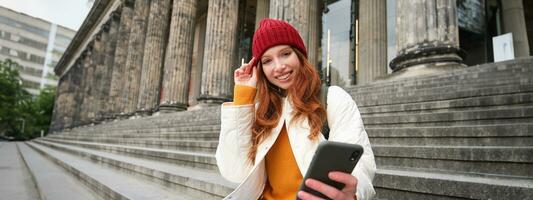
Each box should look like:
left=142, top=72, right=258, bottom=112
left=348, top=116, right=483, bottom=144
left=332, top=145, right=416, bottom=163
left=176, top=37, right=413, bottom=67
left=276, top=71, right=293, bottom=81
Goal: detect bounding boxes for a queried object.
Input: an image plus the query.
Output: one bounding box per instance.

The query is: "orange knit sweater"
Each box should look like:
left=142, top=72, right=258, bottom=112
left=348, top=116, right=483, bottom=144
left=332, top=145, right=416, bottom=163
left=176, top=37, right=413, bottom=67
left=233, top=85, right=303, bottom=200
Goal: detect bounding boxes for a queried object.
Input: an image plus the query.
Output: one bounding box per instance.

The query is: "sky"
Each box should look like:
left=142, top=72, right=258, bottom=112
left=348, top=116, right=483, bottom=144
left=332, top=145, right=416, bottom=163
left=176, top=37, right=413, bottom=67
left=0, top=0, right=94, bottom=30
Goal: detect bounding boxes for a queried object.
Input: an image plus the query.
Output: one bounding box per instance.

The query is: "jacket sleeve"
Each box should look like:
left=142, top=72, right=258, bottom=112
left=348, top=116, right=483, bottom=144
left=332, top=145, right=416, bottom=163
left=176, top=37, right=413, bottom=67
left=326, top=86, right=376, bottom=200
left=215, top=103, right=255, bottom=183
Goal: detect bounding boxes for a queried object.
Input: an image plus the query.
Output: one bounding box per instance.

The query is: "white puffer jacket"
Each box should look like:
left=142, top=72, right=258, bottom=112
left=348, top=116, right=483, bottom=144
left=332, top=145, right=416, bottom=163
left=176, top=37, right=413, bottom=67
left=216, top=86, right=376, bottom=200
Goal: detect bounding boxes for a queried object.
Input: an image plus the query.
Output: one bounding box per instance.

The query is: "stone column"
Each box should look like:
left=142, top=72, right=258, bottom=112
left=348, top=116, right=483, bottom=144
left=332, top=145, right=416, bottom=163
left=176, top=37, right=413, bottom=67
left=65, top=62, right=83, bottom=129
left=269, top=0, right=308, bottom=46
left=502, top=0, right=530, bottom=57
left=358, top=0, right=387, bottom=84
left=78, top=45, right=95, bottom=125
left=60, top=71, right=71, bottom=130
left=108, top=0, right=134, bottom=118
left=159, top=0, right=198, bottom=112
left=198, top=0, right=239, bottom=105
left=49, top=95, right=60, bottom=132
left=99, top=11, right=120, bottom=120
left=390, top=0, right=463, bottom=74
left=50, top=74, right=68, bottom=131
left=72, top=58, right=86, bottom=127
left=307, top=0, right=320, bottom=67
left=121, top=0, right=151, bottom=116
left=89, top=36, right=104, bottom=124
left=255, top=0, right=269, bottom=30
left=136, top=0, right=172, bottom=115
left=56, top=68, right=77, bottom=130
left=188, top=16, right=207, bottom=108
left=91, top=31, right=107, bottom=123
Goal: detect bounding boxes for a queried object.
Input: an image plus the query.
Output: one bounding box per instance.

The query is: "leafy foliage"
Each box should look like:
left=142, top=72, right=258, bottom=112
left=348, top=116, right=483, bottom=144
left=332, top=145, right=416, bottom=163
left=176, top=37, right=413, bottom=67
left=0, top=59, right=55, bottom=140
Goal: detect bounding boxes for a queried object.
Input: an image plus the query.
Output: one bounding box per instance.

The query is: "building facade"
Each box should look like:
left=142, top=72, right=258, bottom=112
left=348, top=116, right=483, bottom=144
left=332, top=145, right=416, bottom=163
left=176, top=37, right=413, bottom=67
left=50, top=0, right=532, bottom=130
left=0, top=6, right=75, bottom=95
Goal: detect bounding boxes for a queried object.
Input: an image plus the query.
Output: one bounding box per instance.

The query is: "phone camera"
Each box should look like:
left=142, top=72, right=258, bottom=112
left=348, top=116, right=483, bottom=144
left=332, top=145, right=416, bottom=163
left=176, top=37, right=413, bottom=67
left=349, top=151, right=359, bottom=162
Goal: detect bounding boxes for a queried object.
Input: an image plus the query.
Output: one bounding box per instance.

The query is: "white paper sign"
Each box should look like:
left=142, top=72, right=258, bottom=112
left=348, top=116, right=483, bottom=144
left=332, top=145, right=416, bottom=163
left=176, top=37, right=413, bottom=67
left=493, top=33, right=515, bottom=62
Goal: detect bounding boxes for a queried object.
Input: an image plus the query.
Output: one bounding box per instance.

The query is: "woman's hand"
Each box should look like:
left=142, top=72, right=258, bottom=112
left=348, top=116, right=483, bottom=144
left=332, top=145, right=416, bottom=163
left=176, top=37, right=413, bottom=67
left=234, top=57, right=257, bottom=87
left=297, top=171, right=358, bottom=200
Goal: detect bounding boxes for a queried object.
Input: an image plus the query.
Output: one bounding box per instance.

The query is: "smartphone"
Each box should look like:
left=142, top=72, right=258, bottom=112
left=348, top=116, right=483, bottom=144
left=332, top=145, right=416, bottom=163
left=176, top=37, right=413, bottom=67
left=297, top=141, right=363, bottom=200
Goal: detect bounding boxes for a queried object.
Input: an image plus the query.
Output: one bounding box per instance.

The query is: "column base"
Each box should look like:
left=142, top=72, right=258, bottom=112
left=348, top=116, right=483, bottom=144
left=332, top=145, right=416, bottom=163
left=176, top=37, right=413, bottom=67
left=135, top=109, right=153, bottom=117
left=159, top=103, right=187, bottom=113
left=100, top=113, right=115, bottom=122
left=390, top=44, right=465, bottom=72
left=384, top=62, right=466, bottom=82
left=93, top=113, right=105, bottom=124
left=197, top=95, right=230, bottom=105
left=116, top=112, right=134, bottom=120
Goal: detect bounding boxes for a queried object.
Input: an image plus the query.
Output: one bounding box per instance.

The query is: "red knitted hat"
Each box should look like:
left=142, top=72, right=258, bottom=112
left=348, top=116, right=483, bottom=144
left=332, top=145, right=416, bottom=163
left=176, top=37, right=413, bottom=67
left=252, top=18, right=307, bottom=67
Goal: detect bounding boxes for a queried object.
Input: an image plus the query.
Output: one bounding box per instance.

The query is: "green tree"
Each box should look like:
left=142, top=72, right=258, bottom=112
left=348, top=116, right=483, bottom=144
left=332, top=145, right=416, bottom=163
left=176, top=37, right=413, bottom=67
left=32, top=87, right=56, bottom=135
left=0, top=59, right=29, bottom=138
left=0, top=59, right=55, bottom=140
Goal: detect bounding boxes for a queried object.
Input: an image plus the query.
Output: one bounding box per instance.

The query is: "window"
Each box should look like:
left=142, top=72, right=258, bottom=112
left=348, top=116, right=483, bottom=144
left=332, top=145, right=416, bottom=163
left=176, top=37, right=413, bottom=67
left=0, top=31, right=11, bottom=40
left=1, top=46, right=10, bottom=55
left=55, top=34, right=72, bottom=47
left=19, top=37, right=47, bottom=50
left=0, top=16, right=49, bottom=38
left=29, top=54, right=45, bottom=64
left=322, top=0, right=355, bottom=86
left=22, top=80, right=40, bottom=89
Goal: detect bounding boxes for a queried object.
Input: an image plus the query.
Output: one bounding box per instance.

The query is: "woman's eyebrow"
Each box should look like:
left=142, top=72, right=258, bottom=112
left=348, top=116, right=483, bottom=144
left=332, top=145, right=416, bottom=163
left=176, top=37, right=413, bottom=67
left=280, top=47, right=292, bottom=52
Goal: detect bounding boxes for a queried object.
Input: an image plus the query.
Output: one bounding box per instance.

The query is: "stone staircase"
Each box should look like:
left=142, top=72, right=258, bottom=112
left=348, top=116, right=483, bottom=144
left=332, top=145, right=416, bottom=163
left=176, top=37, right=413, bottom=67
left=20, top=58, right=533, bottom=199
left=351, top=58, right=533, bottom=199
left=26, top=107, right=233, bottom=200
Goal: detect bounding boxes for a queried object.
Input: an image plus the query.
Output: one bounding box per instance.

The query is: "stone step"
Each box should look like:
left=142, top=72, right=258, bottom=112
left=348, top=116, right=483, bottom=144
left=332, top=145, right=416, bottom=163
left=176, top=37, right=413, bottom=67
left=46, top=137, right=218, bottom=153
left=27, top=141, right=236, bottom=199
left=61, top=125, right=221, bottom=137
left=352, top=72, right=531, bottom=98
left=73, top=119, right=217, bottom=132
left=367, top=124, right=533, bottom=146
left=25, top=141, right=197, bottom=200
left=66, top=95, right=533, bottom=135
left=16, top=143, right=99, bottom=200
left=349, top=58, right=533, bottom=94
left=374, top=166, right=533, bottom=200
left=373, top=145, right=533, bottom=177
left=69, top=120, right=221, bottom=134
left=72, top=112, right=219, bottom=126
left=363, top=105, right=533, bottom=127
left=374, top=188, right=461, bottom=200
left=353, top=82, right=533, bottom=107
left=359, top=92, right=533, bottom=115
left=52, top=130, right=220, bottom=140
left=98, top=123, right=219, bottom=133
left=37, top=138, right=218, bottom=171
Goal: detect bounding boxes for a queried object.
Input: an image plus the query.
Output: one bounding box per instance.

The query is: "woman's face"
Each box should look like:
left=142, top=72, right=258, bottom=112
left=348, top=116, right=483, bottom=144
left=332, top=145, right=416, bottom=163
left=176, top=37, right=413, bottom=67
left=260, top=45, right=301, bottom=90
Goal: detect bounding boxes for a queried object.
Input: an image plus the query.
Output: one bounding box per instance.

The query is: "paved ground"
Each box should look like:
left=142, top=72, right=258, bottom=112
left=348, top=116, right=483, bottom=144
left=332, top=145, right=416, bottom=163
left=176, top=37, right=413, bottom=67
left=0, top=142, right=39, bottom=200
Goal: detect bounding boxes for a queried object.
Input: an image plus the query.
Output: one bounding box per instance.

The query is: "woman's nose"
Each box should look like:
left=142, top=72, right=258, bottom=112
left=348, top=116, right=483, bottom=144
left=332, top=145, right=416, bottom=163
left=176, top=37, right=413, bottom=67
left=273, top=60, right=286, bottom=72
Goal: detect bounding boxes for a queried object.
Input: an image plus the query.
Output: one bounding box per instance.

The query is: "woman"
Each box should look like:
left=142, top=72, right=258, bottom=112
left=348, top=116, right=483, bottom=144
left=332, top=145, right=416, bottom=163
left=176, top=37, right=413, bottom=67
left=216, top=18, right=376, bottom=200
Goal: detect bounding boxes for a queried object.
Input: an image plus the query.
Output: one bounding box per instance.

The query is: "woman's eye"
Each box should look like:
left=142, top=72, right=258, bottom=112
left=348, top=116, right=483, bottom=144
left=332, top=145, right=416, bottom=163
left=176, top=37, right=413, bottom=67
left=262, top=59, right=271, bottom=64
left=282, top=51, right=291, bottom=56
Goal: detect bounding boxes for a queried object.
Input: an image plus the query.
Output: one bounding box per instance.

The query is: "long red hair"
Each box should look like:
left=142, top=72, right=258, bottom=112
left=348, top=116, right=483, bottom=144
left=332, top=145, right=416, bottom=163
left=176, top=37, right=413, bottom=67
left=248, top=47, right=326, bottom=164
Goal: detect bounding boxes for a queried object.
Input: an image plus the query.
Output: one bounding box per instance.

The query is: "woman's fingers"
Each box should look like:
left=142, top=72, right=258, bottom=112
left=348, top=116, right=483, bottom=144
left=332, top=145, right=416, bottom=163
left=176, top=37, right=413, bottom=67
left=234, top=57, right=257, bottom=87
left=297, top=191, right=325, bottom=200
left=235, top=57, right=256, bottom=77
left=329, top=172, right=358, bottom=190
left=244, top=57, right=255, bottom=74
left=304, top=179, right=343, bottom=199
